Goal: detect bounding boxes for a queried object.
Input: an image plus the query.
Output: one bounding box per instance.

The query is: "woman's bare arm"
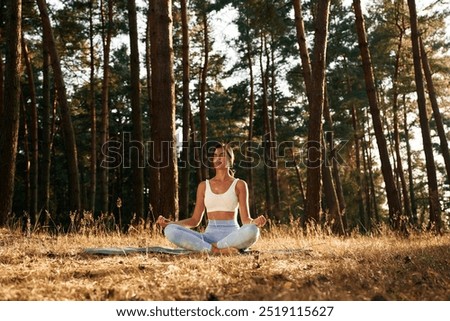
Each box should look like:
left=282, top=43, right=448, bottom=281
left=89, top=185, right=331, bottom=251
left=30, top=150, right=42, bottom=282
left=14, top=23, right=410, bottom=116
left=236, top=180, right=266, bottom=227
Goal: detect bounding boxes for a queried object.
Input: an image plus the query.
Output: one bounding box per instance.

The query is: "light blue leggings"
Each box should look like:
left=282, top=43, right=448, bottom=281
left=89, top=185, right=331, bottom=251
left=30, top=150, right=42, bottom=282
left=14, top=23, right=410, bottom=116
left=164, top=220, right=260, bottom=252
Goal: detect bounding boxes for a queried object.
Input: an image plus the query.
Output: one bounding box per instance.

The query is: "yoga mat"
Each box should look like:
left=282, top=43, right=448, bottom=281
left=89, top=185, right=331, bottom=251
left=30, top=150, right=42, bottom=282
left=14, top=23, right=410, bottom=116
left=83, top=246, right=257, bottom=256
left=83, top=246, right=192, bottom=255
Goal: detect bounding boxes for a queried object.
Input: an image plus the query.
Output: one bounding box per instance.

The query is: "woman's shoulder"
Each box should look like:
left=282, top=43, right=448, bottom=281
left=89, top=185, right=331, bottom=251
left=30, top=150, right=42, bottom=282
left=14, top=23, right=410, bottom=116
left=235, top=178, right=247, bottom=189
left=197, top=180, right=207, bottom=190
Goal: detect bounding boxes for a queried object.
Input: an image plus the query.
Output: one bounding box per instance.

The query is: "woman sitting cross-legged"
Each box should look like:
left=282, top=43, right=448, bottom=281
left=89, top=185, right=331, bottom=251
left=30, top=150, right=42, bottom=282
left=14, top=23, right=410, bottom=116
left=156, top=143, right=266, bottom=254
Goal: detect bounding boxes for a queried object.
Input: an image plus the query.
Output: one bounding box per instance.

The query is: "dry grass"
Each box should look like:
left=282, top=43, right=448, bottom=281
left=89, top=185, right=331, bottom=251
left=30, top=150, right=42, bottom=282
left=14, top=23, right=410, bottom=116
left=0, top=225, right=449, bottom=301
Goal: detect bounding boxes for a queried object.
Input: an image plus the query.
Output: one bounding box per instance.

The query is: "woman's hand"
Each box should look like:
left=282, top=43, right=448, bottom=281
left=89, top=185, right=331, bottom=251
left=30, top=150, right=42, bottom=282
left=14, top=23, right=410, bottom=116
left=156, top=215, right=171, bottom=228
left=252, top=215, right=267, bottom=227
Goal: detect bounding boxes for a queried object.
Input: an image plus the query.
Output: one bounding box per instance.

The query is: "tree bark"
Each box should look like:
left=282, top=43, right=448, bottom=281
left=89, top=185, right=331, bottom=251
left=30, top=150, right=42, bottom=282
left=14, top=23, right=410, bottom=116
left=269, top=41, right=281, bottom=216
left=323, top=100, right=345, bottom=235
left=294, top=0, right=341, bottom=229
left=407, top=0, right=442, bottom=231
left=293, top=0, right=313, bottom=101
left=259, top=32, right=272, bottom=217
left=179, top=0, right=191, bottom=219
left=128, top=0, right=145, bottom=220
left=199, top=10, right=209, bottom=181
left=189, top=110, right=202, bottom=185
left=304, top=0, right=331, bottom=226
left=40, top=31, right=52, bottom=215
left=403, top=94, right=418, bottom=223
left=353, top=0, right=402, bottom=229
left=291, top=148, right=306, bottom=206
left=365, top=124, right=380, bottom=225
left=149, top=0, right=179, bottom=220
left=99, top=0, right=113, bottom=214
left=0, top=1, right=4, bottom=117
left=88, top=0, right=97, bottom=213
left=392, top=10, right=412, bottom=228
left=420, top=37, right=450, bottom=185
left=351, top=103, right=367, bottom=232
left=321, top=140, right=343, bottom=234
left=246, top=26, right=256, bottom=216
left=22, top=36, right=39, bottom=220
left=37, top=0, right=81, bottom=213
left=363, top=137, right=374, bottom=227
left=0, top=0, right=21, bottom=225
left=21, top=97, right=30, bottom=214
left=145, top=6, right=160, bottom=221
left=324, top=85, right=346, bottom=229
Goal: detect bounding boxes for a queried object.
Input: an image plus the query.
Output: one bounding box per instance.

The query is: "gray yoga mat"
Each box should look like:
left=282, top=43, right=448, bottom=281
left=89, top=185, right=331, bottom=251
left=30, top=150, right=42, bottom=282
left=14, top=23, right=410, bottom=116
left=83, top=246, right=258, bottom=256
left=83, top=246, right=192, bottom=255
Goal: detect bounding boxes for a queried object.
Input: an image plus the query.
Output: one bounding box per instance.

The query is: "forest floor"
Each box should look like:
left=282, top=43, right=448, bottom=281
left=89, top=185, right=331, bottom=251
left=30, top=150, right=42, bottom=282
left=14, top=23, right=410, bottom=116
left=0, top=224, right=449, bottom=301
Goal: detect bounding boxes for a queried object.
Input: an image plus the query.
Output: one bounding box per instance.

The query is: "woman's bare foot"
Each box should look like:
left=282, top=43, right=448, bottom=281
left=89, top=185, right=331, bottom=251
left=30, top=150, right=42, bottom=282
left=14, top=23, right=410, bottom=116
left=210, top=243, right=239, bottom=255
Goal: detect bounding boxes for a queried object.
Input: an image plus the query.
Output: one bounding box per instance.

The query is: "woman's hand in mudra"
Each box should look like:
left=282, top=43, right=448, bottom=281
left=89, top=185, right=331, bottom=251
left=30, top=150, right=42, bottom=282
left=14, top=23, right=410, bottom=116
left=252, top=215, right=267, bottom=227
left=156, top=215, right=171, bottom=228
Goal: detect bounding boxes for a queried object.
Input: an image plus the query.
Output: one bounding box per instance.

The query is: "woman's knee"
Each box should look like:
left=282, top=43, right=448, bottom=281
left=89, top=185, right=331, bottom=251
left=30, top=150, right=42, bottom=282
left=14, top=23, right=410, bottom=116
left=241, top=224, right=260, bottom=242
left=164, top=224, right=180, bottom=242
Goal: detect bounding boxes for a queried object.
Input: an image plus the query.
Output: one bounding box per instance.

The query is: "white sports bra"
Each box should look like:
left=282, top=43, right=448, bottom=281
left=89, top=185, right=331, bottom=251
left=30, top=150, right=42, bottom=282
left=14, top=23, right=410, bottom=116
left=204, top=178, right=239, bottom=213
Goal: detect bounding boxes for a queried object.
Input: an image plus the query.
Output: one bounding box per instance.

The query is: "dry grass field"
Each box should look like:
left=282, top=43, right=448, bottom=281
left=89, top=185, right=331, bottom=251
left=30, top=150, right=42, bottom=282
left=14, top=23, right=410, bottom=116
left=0, top=224, right=449, bottom=301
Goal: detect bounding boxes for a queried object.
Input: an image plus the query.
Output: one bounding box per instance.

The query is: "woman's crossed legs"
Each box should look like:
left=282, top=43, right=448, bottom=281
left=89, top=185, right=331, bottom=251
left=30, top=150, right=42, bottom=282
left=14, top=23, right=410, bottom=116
left=164, top=221, right=260, bottom=253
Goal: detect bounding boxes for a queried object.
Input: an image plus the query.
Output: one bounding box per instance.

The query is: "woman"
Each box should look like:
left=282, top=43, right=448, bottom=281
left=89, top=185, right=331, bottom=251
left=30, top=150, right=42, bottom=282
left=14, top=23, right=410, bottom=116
left=157, top=143, right=266, bottom=254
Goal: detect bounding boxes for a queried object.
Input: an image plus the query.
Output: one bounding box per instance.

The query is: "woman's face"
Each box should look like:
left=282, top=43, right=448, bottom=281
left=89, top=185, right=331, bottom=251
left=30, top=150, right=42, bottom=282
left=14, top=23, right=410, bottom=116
left=212, top=147, right=228, bottom=169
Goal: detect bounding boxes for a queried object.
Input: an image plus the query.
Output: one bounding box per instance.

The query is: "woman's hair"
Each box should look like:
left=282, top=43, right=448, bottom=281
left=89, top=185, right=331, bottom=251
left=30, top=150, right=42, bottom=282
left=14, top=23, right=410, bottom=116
left=213, top=142, right=235, bottom=176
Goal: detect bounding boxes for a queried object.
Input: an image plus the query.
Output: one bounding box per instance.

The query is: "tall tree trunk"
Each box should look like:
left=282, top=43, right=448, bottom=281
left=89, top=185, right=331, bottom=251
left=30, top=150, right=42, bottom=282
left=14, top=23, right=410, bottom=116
left=351, top=103, right=367, bottom=232
left=361, top=112, right=374, bottom=229
left=353, top=0, right=402, bottom=230
left=269, top=42, right=281, bottom=217
left=295, top=0, right=334, bottom=228
left=199, top=10, right=209, bottom=181
left=392, top=9, right=412, bottom=227
left=179, top=0, right=191, bottom=219
left=189, top=110, right=202, bottom=185
left=0, top=0, right=4, bottom=117
left=128, top=0, right=144, bottom=221
left=79, top=164, right=88, bottom=211
left=40, top=31, right=52, bottom=214
left=246, top=28, right=256, bottom=216
left=291, top=148, right=306, bottom=206
left=365, top=124, right=380, bottom=225
left=404, top=94, right=418, bottom=223
left=331, top=135, right=346, bottom=228
left=21, top=96, right=30, bottom=214
left=322, top=102, right=341, bottom=232
left=146, top=6, right=159, bottom=221
left=293, top=0, right=324, bottom=223
left=407, top=0, right=441, bottom=231
left=323, top=144, right=344, bottom=232
left=88, top=0, right=97, bottom=213
left=99, top=0, right=113, bottom=214
left=0, top=53, right=3, bottom=117
left=293, top=0, right=313, bottom=100
left=321, top=138, right=342, bottom=234
left=22, top=37, right=39, bottom=221
left=295, top=0, right=345, bottom=232
left=361, top=139, right=372, bottom=230
left=259, top=32, right=272, bottom=217
left=0, top=0, right=21, bottom=226
left=324, top=87, right=346, bottom=232
left=149, top=0, right=179, bottom=220
left=304, top=0, right=331, bottom=226
left=420, top=37, right=450, bottom=184
left=37, top=0, right=81, bottom=213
